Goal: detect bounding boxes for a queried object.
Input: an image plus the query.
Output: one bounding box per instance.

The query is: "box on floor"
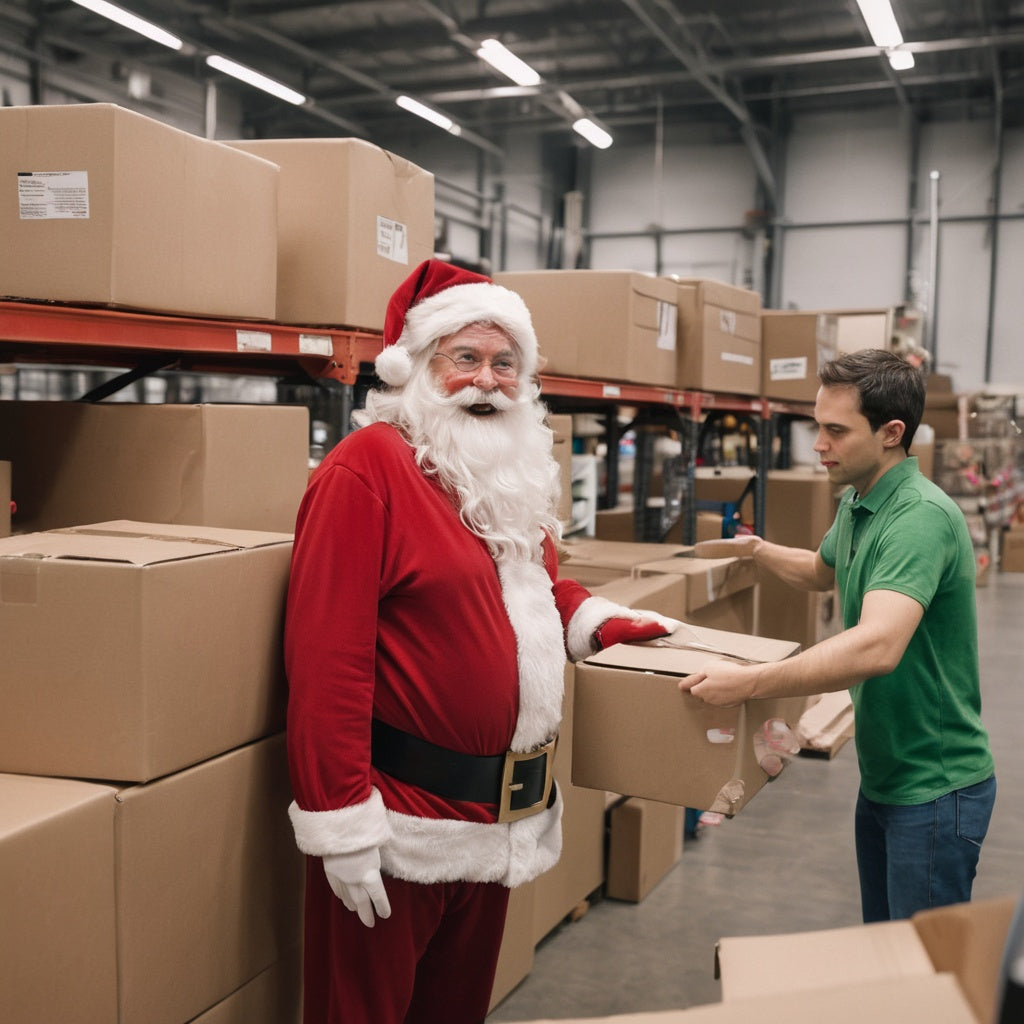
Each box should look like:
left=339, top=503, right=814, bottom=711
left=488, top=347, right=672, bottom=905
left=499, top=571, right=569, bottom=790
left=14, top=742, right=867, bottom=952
left=0, top=734, right=304, bottom=1024
left=187, top=949, right=302, bottom=1024
left=0, top=520, right=292, bottom=781
left=795, top=690, right=855, bottom=758
left=494, top=270, right=679, bottom=387
left=716, top=895, right=1018, bottom=1024
left=513, top=973, right=976, bottom=1023
left=1001, top=525, right=1024, bottom=572
left=225, top=137, right=434, bottom=330
left=673, top=278, right=762, bottom=396
left=606, top=796, right=684, bottom=903
left=0, top=103, right=277, bottom=320
left=572, top=626, right=805, bottom=815
left=0, top=401, right=309, bottom=536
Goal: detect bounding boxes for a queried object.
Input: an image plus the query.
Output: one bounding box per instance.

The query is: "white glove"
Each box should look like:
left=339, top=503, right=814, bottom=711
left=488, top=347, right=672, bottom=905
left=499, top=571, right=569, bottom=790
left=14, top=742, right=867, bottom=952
left=322, top=848, right=392, bottom=928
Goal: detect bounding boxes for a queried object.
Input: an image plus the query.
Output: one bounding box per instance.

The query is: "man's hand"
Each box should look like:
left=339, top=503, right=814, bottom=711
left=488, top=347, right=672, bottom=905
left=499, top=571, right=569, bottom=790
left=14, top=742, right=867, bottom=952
left=692, top=536, right=761, bottom=560
left=322, top=848, right=391, bottom=928
left=595, top=612, right=682, bottom=649
left=678, top=660, right=757, bottom=707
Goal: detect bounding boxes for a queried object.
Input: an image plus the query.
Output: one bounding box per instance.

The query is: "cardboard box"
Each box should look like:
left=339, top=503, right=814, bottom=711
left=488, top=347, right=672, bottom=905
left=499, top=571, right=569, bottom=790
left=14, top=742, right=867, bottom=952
left=795, top=690, right=855, bottom=758
left=0, top=520, right=292, bottom=781
left=761, top=311, right=837, bottom=402
left=633, top=553, right=759, bottom=616
left=595, top=505, right=638, bottom=542
left=531, top=665, right=606, bottom=943
left=550, top=414, right=574, bottom=529
left=694, top=469, right=755, bottom=528
left=188, top=949, right=302, bottom=1024
left=515, top=973, right=977, bottom=1022
left=674, top=279, right=762, bottom=395
left=488, top=880, right=536, bottom=1011
left=606, top=796, right=685, bottom=902
left=494, top=270, right=678, bottom=387
left=758, top=575, right=841, bottom=651
left=834, top=308, right=893, bottom=353
left=0, top=103, right=277, bottom=320
left=1001, top=525, right=1024, bottom=572
left=225, top=138, right=434, bottom=330
left=560, top=538, right=691, bottom=587
left=0, top=774, right=119, bottom=1024
left=0, top=461, right=9, bottom=537
left=716, top=895, right=1017, bottom=1024
left=0, top=401, right=309, bottom=535
left=116, top=735, right=304, bottom=1024
left=572, top=626, right=804, bottom=814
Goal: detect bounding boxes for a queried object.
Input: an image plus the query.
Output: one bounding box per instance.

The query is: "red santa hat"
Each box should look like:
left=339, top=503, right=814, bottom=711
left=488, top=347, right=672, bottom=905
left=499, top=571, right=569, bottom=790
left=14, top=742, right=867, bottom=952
left=375, top=259, right=540, bottom=388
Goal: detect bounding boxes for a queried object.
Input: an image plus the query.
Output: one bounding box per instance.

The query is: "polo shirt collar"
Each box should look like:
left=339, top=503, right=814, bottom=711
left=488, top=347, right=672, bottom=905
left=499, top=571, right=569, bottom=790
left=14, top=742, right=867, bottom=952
left=850, top=456, right=918, bottom=514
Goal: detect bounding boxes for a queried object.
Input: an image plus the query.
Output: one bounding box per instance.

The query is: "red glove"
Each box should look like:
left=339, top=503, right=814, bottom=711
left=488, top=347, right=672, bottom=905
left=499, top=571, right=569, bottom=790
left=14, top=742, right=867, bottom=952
left=594, top=616, right=677, bottom=650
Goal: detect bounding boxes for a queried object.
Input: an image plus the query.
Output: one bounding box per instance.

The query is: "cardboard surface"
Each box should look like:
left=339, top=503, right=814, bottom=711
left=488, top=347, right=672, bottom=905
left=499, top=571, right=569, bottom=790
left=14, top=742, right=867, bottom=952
left=674, top=279, right=762, bottom=395
left=0, top=520, right=292, bottom=781
left=0, top=773, right=119, bottom=1024
left=0, top=460, right=9, bottom=537
left=188, top=949, right=302, bottom=1024
left=573, top=626, right=803, bottom=813
left=606, top=796, right=684, bottom=902
left=494, top=270, right=679, bottom=386
left=560, top=538, right=692, bottom=587
left=226, top=138, right=434, bottom=330
left=0, top=103, right=277, bottom=319
left=760, top=310, right=836, bottom=402
left=0, top=401, right=309, bottom=535
left=516, top=973, right=976, bottom=1022
left=1001, top=526, right=1024, bottom=572
left=489, top=880, right=536, bottom=1011
left=633, top=554, right=758, bottom=615
left=550, top=414, right=574, bottom=529
left=116, top=734, right=305, bottom=1024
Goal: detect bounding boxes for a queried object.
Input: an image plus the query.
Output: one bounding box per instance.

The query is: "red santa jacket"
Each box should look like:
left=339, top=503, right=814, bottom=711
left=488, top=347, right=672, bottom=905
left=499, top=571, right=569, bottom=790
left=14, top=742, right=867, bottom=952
left=284, top=422, right=624, bottom=886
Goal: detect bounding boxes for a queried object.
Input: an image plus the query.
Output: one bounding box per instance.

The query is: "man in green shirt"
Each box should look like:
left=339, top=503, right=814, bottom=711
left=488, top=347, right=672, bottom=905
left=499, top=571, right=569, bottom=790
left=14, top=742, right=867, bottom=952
left=680, top=348, right=996, bottom=922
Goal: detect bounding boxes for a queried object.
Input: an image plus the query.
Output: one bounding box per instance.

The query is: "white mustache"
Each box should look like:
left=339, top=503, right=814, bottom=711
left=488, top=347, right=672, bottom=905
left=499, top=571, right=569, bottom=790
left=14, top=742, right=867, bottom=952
left=440, top=386, right=516, bottom=412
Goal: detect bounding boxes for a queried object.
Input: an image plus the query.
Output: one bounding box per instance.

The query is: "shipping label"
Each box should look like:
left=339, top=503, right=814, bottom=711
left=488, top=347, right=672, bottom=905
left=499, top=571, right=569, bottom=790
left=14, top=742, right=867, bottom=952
left=18, top=170, right=90, bottom=219
left=377, top=215, right=410, bottom=264
left=769, top=356, right=809, bottom=381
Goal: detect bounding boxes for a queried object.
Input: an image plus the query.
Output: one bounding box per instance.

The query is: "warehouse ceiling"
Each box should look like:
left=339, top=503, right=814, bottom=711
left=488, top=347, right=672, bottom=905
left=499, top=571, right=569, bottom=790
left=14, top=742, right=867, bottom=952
left=3, top=0, right=1024, bottom=157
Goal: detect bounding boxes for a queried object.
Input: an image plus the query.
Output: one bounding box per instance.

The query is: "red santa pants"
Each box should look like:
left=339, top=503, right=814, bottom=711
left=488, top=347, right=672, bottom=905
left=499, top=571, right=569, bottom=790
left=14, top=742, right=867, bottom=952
left=302, top=862, right=512, bottom=1024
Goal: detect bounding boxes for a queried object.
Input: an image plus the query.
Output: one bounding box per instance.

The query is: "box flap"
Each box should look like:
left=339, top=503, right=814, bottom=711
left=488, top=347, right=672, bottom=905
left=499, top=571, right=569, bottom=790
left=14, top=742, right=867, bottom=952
left=585, top=623, right=800, bottom=675
left=0, top=521, right=292, bottom=567
left=716, top=919, right=935, bottom=1002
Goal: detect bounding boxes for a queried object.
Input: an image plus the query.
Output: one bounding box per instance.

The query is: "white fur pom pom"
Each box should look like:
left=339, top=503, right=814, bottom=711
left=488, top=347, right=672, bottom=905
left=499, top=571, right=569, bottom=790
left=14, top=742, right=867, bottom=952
left=375, top=345, right=414, bottom=387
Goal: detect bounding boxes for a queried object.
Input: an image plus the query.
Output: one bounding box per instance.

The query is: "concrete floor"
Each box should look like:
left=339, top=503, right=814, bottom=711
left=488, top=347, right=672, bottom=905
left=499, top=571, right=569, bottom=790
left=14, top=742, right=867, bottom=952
left=488, top=571, right=1024, bottom=1021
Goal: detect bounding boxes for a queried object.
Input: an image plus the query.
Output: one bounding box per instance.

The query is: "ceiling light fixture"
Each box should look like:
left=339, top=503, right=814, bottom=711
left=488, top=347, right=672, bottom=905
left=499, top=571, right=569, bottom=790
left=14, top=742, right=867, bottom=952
left=69, top=0, right=183, bottom=51
left=205, top=55, right=306, bottom=106
left=855, top=0, right=903, bottom=49
left=886, top=47, right=915, bottom=71
left=476, top=38, right=541, bottom=87
left=396, top=95, right=462, bottom=136
left=572, top=118, right=613, bottom=149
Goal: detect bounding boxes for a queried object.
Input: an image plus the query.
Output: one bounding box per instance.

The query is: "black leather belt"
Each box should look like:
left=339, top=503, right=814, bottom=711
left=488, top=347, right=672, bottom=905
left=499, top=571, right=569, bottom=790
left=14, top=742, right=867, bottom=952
left=371, top=719, right=557, bottom=824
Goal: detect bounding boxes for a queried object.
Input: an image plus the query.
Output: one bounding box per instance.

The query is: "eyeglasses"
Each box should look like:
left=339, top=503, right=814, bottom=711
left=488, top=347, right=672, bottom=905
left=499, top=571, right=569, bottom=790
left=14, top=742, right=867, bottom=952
left=430, top=351, right=520, bottom=380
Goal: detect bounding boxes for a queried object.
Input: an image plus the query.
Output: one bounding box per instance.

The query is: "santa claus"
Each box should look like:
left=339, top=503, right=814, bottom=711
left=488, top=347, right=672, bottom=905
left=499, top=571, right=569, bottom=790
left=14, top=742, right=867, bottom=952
left=284, top=259, right=678, bottom=1023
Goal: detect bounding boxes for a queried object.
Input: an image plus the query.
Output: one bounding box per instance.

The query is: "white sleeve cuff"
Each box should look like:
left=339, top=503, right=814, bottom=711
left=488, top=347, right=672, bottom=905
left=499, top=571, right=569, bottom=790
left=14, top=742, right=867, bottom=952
left=288, top=787, right=392, bottom=857
left=565, top=595, right=639, bottom=662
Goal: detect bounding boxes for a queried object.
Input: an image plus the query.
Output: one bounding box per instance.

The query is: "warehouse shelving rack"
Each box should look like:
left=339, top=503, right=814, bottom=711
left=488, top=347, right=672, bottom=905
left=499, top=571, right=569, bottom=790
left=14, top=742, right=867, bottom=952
left=0, top=299, right=813, bottom=543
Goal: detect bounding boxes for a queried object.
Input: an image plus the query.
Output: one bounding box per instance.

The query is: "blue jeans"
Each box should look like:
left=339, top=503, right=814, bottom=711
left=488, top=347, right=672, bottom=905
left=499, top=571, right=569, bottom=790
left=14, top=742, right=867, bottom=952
left=854, top=775, right=996, bottom=923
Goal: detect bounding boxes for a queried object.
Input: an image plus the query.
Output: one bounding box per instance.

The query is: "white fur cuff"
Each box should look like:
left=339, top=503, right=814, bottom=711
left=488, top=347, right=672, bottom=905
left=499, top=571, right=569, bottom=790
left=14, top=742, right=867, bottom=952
left=565, top=595, right=639, bottom=662
left=288, top=788, right=393, bottom=857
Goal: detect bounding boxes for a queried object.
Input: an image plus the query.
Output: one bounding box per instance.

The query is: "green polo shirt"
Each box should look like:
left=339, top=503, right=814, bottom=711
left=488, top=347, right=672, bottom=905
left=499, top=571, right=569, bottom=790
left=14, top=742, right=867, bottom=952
left=820, top=457, right=994, bottom=804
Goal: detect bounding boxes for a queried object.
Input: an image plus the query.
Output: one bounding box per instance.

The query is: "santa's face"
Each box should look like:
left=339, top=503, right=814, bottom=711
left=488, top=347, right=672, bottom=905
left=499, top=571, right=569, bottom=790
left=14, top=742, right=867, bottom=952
left=428, top=323, right=521, bottom=415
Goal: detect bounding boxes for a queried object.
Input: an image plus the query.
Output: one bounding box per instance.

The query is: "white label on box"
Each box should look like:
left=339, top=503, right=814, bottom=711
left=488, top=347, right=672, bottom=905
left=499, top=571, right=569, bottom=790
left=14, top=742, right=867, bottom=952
left=720, top=351, right=754, bottom=366
left=17, top=170, right=89, bottom=219
left=299, top=333, right=333, bottom=357
left=719, top=309, right=737, bottom=335
left=602, top=384, right=622, bottom=397
left=377, top=216, right=409, bottom=264
left=656, top=300, right=677, bottom=351
left=236, top=330, right=272, bottom=352
left=769, top=356, right=809, bottom=381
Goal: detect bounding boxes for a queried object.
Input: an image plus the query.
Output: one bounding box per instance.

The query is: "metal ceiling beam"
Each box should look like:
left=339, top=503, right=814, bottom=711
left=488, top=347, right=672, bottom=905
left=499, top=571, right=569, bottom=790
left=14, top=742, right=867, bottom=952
left=617, top=0, right=778, bottom=204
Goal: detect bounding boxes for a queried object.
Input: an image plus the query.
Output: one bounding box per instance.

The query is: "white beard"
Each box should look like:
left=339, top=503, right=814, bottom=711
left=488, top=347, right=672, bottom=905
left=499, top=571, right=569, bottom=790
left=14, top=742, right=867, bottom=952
left=360, top=374, right=563, bottom=563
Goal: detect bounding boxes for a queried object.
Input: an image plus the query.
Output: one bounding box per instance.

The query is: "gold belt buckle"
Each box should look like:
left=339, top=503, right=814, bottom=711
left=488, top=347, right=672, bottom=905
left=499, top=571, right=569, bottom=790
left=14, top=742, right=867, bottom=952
left=497, top=736, right=557, bottom=824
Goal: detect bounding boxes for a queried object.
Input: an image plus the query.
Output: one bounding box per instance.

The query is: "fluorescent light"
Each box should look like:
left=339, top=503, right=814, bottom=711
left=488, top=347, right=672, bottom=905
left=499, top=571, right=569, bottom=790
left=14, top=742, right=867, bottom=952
left=887, top=47, right=915, bottom=71
left=476, top=38, right=541, bottom=87
left=396, top=95, right=462, bottom=136
left=572, top=117, right=613, bottom=149
left=855, top=0, right=904, bottom=48
left=205, top=55, right=306, bottom=105
left=70, top=0, right=183, bottom=51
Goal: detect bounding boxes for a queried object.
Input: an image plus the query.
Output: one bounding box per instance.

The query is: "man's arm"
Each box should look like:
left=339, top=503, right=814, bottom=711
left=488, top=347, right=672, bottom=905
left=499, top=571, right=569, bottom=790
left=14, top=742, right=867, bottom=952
left=694, top=536, right=835, bottom=592
left=678, top=588, right=924, bottom=706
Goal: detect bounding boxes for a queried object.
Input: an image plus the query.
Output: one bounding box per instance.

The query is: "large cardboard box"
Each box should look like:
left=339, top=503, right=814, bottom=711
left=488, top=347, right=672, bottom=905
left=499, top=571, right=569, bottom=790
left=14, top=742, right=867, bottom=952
left=0, top=401, right=309, bottom=535
left=0, top=521, right=292, bottom=781
left=1001, top=524, right=1024, bottom=572
left=0, top=774, right=119, bottom=1024
left=0, top=104, right=277, bottom=320
left=572, top=626, right=804, bottom=814
left=225, top=138, right=434, bottom=330
left=515, top=973, right=977, bottom=1022
left=761, top=311, right=837, bottom=402
left=494, top=270, right=678, bottom=386
left=674, top=279, right=762, bottom=395
left=633, top=553, right=759, bottom=617
left=715, top=896, right=1017, bottom=1024
left=188, top=950, right=302, bottom=1024
left=606, top=796, right=685, bottom=902
left=488, top=880, right=536, bottom=1011
left=560, top=538, right=691, bottom=587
